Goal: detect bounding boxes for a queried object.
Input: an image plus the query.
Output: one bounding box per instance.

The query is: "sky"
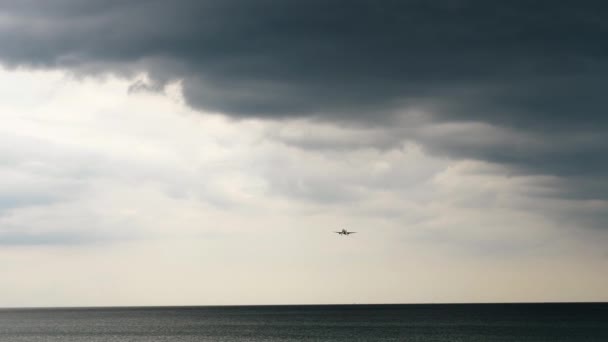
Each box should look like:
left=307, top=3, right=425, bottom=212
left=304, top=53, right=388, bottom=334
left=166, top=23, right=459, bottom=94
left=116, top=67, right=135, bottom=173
left=0, top=0, right=607, bottom=307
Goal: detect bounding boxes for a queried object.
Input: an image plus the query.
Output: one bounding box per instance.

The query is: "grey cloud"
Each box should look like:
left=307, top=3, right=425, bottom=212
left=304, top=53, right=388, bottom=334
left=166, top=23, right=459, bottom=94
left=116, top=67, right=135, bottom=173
left=1, top=0, right=607, bottom=200
left=3, top=1, right=605, bottom=118
left=0, top=194, right=58, bottom=214
left=127, top=79, right=165, bottom=94
left=0, top=231, right=95, bottom=246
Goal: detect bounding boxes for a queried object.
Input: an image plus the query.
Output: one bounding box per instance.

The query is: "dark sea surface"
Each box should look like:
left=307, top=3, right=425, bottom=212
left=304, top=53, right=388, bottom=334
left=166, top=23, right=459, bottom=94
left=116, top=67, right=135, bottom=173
left=0, top=303, right=607, bottom=341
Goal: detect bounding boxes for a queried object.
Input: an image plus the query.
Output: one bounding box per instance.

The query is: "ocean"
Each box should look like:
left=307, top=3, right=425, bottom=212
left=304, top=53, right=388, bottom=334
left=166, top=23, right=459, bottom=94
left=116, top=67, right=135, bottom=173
left=0, top=303, right=606, bottom=341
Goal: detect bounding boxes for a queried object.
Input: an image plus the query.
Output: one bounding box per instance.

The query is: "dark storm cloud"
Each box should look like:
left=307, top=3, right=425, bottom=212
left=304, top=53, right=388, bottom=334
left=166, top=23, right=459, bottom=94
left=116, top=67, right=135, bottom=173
left=1, top=0, right=607, bottom=198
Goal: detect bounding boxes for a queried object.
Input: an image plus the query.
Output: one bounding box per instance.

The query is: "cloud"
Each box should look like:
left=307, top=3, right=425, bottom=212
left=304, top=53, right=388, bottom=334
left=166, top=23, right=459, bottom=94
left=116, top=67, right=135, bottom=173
left=0, top=1, right=605, bottom=116
left=0, top=231, right=99, bottom=246
left=0, top=2, right=606, bottom=213
left=0, top=67, right=607, bottom=305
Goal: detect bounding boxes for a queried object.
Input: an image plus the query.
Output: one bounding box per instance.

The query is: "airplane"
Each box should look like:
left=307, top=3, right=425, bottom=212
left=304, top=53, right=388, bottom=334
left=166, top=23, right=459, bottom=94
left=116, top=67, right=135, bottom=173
left=334, top=229, right=356, bottom=236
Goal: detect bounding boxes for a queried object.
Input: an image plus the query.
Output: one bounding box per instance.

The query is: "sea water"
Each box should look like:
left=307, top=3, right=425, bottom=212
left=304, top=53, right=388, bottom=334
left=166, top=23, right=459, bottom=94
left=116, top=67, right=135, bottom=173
left=0, top=303, right=606, bottom=341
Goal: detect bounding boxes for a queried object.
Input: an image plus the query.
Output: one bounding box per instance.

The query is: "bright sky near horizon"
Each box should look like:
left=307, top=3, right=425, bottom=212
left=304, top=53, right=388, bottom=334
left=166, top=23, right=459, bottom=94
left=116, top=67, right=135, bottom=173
left=0, top=1, right=607, bottom=307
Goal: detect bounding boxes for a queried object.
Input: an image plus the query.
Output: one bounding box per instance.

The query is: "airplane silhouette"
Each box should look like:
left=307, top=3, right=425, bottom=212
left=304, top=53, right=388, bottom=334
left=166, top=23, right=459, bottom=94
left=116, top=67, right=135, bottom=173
left=334, top=229, right=356, bottom=236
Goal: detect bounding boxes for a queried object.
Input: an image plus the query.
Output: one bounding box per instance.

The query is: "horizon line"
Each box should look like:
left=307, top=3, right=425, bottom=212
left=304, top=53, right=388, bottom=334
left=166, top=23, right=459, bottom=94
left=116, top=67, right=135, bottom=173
left=2, top=301, right=607, bottom=310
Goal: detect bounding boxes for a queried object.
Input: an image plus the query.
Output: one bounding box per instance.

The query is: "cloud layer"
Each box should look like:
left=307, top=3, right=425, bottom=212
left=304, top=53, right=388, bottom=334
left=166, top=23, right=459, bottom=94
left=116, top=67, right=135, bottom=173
left=0, top=66, right=607, bottom=306
left=0, top=1, right=607, bottom=305
left=0, top=1, right=605, bottom=117
left=1, top=1, right=607, bottom=205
